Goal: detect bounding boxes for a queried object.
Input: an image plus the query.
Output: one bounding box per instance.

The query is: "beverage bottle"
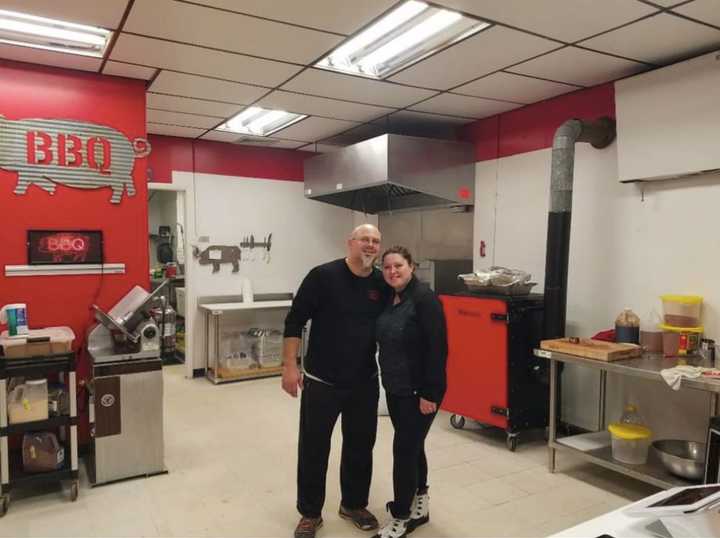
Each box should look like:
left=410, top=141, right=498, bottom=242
left=616, top=308, right=640, bottom=344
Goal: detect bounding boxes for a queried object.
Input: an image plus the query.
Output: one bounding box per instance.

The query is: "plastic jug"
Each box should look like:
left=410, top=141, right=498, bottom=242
left=616, top=308, right=640, bottom=344
left=8, top=379, right=49, bottom=424
left=620, top=404, right=643, bottom=425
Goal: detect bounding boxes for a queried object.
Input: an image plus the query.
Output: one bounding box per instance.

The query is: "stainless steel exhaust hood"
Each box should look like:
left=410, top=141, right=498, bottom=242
left=303, top=134, right=475, bottom=214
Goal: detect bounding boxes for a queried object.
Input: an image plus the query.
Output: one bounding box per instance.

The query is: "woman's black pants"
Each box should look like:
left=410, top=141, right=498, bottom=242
left=386, top=393, right=437, bottom=519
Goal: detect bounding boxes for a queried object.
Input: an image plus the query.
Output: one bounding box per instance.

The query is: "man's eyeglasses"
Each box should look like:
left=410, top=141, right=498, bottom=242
left=353, top=237, right=380, bottom=246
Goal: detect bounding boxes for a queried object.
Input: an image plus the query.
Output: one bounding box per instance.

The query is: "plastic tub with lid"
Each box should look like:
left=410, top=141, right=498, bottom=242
left=0, top=326, right=75, bottom=359
left=661, top=295, right=703, bottom=328
left=608, top=422, right=652, bottom=464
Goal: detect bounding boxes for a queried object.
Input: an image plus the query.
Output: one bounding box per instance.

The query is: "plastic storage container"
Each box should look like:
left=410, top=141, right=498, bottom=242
left=661, top=295, right=703, bottom=328
left=0, top=326, right=75, bottom=359
left=660, top=324, right=703, bottom=356
left=608, top=422, right=652, bottom=464
left=615, top=308, right=640, bottom=344
left=608, top=405, right=652, bottom=464
left=8, top=379, right=49, bottom=424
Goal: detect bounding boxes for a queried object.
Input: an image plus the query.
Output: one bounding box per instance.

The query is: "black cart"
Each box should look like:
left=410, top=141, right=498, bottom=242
left=0, top=352, right=80, bottom=516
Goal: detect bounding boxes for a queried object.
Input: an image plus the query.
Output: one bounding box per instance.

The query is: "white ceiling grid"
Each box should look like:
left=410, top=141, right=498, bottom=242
left=0, top=0, right=718, bottom=150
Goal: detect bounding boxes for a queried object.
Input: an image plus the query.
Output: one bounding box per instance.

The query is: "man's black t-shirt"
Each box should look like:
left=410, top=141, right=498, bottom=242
left=284, top=258, right=389, bottom=387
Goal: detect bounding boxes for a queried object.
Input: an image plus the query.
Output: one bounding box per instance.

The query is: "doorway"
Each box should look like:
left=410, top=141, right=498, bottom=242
left=148, top=178, right=195, bottom=379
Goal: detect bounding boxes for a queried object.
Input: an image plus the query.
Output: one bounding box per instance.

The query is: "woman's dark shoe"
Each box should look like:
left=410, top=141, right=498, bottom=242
left=338, top=506, right=380, bottom=531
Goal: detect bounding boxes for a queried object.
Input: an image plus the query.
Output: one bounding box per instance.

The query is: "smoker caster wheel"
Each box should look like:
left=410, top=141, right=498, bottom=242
left=450, top=414, right=466, bottom=429
left=506, top=434, right=518, bottom=452
left=70, top=481, right=79, bottom=502
left=0, top=495, right=8, bottom=517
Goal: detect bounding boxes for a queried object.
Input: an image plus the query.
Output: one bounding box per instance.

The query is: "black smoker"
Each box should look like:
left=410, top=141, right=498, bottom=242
left=543, top=117, right=616, bottom=339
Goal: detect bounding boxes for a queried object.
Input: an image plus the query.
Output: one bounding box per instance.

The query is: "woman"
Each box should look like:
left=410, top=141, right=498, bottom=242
left=374, top=246, right=448, bottom=538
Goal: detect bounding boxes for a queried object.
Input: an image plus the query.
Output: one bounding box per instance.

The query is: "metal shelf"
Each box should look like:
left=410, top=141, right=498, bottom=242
left=552, top=435, right=692, bottom=490
left=0, top=353, right=76, bottom=379
left=1, top=415, right=76, bottom=436
left=5, top=450, right=78, bottom=490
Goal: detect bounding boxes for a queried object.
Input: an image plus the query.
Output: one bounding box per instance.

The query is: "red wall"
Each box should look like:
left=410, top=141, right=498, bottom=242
left=460, top=83, right=616, bottom=161
left=0, top=61, right=148, bottom=438
left=148, top=135, right=313, bottom=183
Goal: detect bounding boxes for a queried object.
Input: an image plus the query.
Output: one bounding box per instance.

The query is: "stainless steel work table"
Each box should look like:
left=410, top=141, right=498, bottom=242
left=534, top=349, right=720, bottom=489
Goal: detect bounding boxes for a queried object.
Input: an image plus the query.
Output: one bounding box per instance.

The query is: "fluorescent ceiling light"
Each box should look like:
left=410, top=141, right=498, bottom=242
left=218, top=107, right=307, bottom=137
left=316, top=1, right=490, bottom=79
left=0, top=9, right=112, bottom=57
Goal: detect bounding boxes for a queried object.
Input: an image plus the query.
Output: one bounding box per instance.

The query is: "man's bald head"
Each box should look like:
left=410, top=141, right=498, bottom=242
left=349, top=224, right=381, bottom=241
left=347, top=224, right=381, bottom=270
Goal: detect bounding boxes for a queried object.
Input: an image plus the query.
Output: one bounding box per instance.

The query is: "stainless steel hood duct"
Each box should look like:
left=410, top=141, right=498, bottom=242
left=303, top=134, right=475, bottom=214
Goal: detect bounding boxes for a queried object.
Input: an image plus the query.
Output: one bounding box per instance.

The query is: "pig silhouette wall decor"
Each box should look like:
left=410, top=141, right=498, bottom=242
left=193, top=234, right=272, bottom=273
left=0, top=115, right=151, bottom=204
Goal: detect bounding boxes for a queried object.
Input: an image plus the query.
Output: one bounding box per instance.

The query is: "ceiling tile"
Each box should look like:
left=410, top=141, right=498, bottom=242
left=190, top=0, right=398, bottom=35
left=103, top=61, right=156, bottom=80
left=454, top=72, right=579, bottom=103
left=433, top=0, right=658, bottom=42
left=580, top=13, right=720, bottom=65
left=281, top=68, right=437, bottom=108
left=508, top=47, right=649, bottom=86
left=389, top=26, right=560, bottom=90
left=147, top=93, right=241, bottom=117
left=147, top=109, right=220, bottom=129
left=0, top=43, right=101, bottom=72
left=147, top=123, right=206, bottom=138
left=271, top=116, right=358, bottom=142
left=409, top=93, right=519, bottom=119
left=110, top=33, right=300, bottom=87
left=0, top=0, right=128, bottom=29
left=256, top=90, right=393, bottom=122
left=201, top=130, right=306, bottom=149
left=673, top=0, right=720, bottom=29
left=124, top=0, right=342, bottom=64
left=149, top=71, right=269, bottom=104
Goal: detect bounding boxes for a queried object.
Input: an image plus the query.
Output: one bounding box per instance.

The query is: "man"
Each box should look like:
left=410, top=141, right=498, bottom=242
left=282, top=224, right=389, bottom=538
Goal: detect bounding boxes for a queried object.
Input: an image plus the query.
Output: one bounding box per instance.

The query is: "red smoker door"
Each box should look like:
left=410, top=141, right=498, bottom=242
left=440, top=295, right=508, bottom=429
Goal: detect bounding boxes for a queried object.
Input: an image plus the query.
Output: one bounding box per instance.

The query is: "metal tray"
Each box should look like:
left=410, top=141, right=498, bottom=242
left=462, top=281, right=537, bottom=295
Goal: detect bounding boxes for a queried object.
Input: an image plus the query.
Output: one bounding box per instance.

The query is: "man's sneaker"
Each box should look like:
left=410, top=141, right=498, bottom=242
left=294, top=516, right=323, bottom=538
left=372, top=516, right=409, bottom=538
left=338, top=506, right=379, bottom=531
left=407, top=491, right=429, bottom=532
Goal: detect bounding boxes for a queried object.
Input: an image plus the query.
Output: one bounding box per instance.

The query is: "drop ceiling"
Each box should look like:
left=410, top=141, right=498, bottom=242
left=2, top=0, right=719, bottom=152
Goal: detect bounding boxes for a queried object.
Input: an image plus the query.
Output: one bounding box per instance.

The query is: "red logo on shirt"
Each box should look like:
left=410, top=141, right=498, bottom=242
left=368, top=289, right=380, bottom=301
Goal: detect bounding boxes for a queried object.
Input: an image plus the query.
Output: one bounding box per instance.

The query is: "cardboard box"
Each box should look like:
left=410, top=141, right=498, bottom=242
left=1, top=327, right=75, bottom=359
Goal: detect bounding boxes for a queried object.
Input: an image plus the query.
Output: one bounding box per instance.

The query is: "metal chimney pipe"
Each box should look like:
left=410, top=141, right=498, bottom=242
left=543, top=117, right=616, bottom=339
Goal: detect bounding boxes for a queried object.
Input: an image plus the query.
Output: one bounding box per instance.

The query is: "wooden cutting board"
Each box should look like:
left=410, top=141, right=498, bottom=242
left=540, top=338, right=642, bottom=361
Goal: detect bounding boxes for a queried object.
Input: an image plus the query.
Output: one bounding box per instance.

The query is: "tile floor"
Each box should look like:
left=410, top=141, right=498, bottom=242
left=1, top=365, right=658, bottom=537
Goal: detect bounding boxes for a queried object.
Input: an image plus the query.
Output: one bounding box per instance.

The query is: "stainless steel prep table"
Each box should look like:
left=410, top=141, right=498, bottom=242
left=535, top=349, right=720, bottom=489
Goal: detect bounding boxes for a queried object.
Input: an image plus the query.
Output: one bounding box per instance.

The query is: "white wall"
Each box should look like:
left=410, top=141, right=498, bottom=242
left=474, top=143, right=720, bottom=439
left=189, top=173, right=368, bottom=370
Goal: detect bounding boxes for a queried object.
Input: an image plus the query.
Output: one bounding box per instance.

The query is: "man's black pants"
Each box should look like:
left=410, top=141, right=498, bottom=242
left=386, top=394, right=437, bottom=519
left=297, top=377, right=379, bottom=518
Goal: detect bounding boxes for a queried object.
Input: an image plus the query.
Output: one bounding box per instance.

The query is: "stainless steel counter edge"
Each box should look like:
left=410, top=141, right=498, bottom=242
left=534, top=349, right=720, bottom=393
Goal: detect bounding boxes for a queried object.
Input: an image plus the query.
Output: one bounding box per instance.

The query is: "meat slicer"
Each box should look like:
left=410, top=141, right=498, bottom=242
left=88, top=283, right=168, bottom=363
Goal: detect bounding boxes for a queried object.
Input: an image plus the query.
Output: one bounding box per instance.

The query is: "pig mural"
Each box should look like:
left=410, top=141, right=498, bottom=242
left=0, top=115, right=150, bottom=204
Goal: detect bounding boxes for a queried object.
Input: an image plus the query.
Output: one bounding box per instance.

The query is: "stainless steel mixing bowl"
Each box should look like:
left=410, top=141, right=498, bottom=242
left=652, top=440, right=706, bottom=481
